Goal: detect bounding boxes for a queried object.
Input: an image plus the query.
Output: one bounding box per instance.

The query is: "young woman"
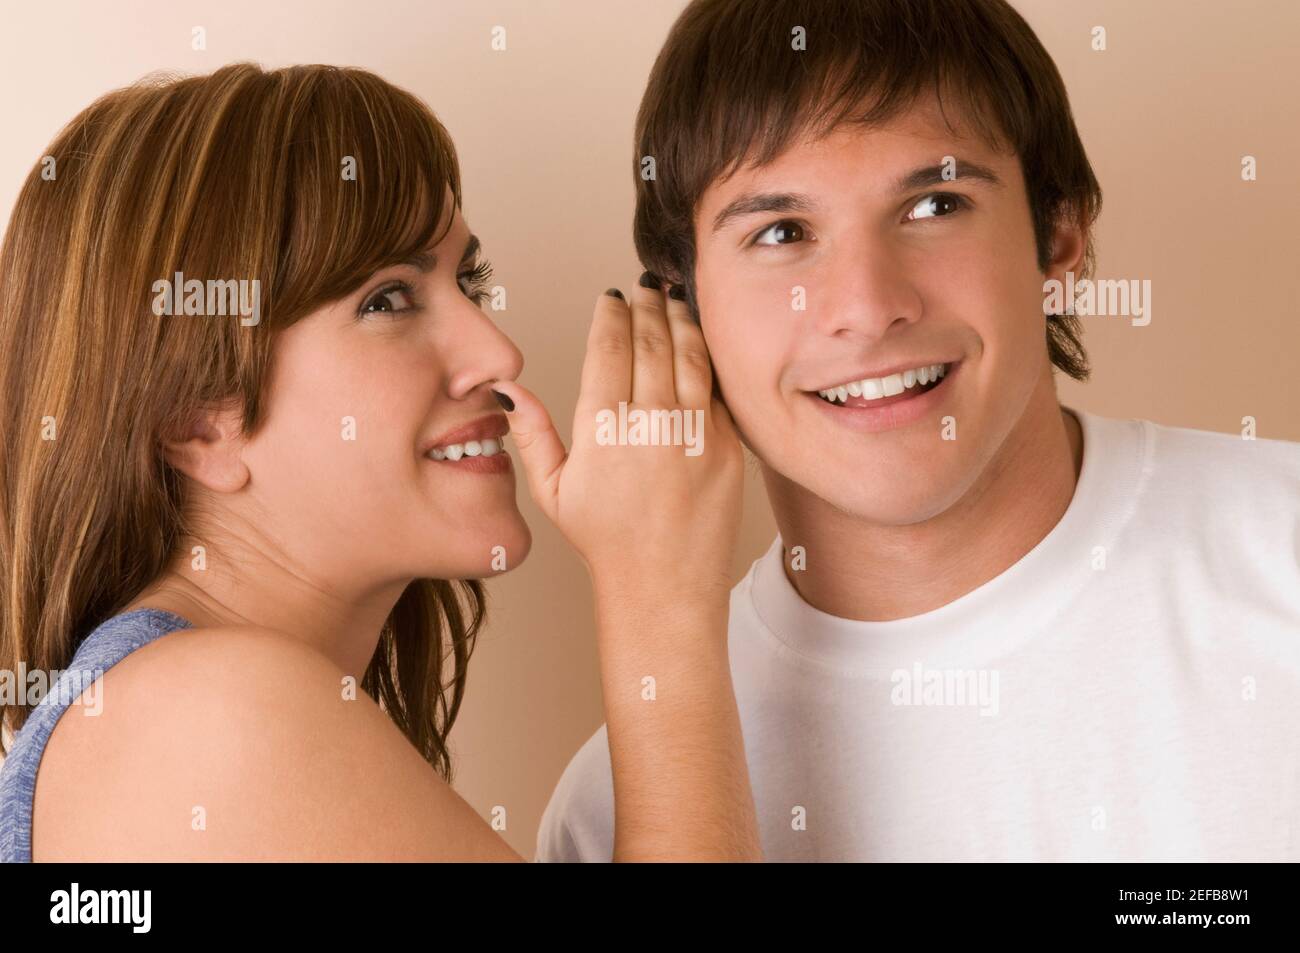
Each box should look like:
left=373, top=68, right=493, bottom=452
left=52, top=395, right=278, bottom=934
left=0, top=63, right=758, bottom=861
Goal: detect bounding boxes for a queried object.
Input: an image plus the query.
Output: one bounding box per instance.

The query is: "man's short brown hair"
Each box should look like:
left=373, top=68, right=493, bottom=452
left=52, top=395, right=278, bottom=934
left=633, top=0, right=1102, bottom=381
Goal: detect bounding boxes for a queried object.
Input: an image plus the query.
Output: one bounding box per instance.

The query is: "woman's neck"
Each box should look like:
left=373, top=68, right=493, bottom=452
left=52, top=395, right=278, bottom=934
left=123, top=552, right=409, bottom=679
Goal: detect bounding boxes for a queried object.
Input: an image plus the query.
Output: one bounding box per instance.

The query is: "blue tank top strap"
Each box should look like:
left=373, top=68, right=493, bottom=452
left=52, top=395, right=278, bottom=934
left=0, top=607, right=193, bottom=863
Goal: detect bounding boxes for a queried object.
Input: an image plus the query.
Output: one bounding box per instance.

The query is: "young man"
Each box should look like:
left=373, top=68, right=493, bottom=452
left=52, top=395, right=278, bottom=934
left=537, top=0, right=1300, bottom=861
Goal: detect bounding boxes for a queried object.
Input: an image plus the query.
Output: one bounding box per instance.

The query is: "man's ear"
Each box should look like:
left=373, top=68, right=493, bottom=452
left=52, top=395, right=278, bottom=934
left=1042, top=205, right=1088, bottom=286
left=162, top=399, right=250, bottom=493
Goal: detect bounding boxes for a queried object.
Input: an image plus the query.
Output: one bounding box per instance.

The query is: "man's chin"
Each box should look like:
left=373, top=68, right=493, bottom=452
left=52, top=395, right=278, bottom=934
left=769, top=461, right=973, bottom=527
left=828, top=489, right=961, bottom=527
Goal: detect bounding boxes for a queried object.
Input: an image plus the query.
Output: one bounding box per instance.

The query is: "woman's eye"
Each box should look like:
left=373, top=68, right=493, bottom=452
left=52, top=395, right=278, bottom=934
left=752, top=220, right=808, bottom=247
left=907, top=192, right=968, bottom=221
left=458, top=259, right=495, bottom=305
left=361, top=282, right=416, bottom=316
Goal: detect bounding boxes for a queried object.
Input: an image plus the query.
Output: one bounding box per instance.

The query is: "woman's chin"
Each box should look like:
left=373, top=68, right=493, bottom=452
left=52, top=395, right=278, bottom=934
left=425, top=516, right=532, bottom=580
left=487, top=518, right=532, bottom=575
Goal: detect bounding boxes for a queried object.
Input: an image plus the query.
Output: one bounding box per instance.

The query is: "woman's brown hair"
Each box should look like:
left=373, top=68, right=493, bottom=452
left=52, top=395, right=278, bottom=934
left=633, top=0, right=1103, bottom=381
left=0, top=63, right=482, bottom=779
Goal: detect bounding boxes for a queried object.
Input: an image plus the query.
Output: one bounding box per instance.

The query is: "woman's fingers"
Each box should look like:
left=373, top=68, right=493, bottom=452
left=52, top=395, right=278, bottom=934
left=628, top=273, right=677, bottom=408
left=487, top=379, right=566, bottom=524
left=576, top=290, right=634, bottom=420
left=663, top=283, right=713, bottom=409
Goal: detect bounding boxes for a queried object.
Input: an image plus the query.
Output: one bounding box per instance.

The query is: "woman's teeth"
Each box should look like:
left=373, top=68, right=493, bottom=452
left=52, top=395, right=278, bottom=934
left=427, top=436, right=505, bottom=461
left=816, top=363, right=947, bottom=404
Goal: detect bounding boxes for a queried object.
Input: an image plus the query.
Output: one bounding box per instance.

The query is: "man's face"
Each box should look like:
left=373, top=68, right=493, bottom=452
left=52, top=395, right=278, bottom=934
left=693, top=94, right=1070, bottom=525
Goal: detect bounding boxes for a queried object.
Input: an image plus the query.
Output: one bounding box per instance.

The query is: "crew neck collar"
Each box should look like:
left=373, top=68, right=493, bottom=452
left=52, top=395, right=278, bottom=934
left=746, top=405, right=1152, bottom=671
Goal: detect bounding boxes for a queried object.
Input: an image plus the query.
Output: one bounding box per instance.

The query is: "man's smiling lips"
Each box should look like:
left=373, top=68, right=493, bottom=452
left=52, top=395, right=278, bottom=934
left=802, top=360, right=962, bottom=433
left=807, top=359, right=956, bottom=403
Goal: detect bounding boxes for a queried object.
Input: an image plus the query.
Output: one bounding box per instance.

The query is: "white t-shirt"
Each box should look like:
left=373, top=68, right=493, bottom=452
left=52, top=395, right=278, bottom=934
left=536, top=406, right=1300, bottom=861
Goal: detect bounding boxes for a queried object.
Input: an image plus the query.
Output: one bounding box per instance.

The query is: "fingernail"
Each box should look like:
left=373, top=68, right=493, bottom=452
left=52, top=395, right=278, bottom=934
left=491, top=389, right=515, bottom=412
left=638, top=270, right=662, bottom=289
left=605, top=287, right=625, bottom=300
left=668, top=284, right=686, bottom=301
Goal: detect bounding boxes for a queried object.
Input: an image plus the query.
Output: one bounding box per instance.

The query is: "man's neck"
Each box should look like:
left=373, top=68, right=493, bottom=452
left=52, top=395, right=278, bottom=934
left=763, top=379, right=1083, bottom=622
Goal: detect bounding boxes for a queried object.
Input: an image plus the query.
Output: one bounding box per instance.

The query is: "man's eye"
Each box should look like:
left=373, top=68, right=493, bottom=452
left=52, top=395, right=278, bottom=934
left=361, top=282, right=416, bottom=315
left=752, top=220, right=808, bottom=246
left=907, top=192, right=969, bottom=221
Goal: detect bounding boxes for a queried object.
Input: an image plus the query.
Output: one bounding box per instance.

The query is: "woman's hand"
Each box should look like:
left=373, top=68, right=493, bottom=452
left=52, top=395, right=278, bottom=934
left=490, top=276, right=744, bottom=607
left=491, top=275, right=760, bottom=861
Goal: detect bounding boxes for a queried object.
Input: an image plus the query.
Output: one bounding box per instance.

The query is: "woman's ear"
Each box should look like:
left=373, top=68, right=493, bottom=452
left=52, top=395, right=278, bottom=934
left=162, top=399, right=250, bottom=493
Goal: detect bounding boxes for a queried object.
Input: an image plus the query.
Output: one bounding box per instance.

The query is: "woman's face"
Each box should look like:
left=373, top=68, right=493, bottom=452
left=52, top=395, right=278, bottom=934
left=238, top=201, right=531, bottom=586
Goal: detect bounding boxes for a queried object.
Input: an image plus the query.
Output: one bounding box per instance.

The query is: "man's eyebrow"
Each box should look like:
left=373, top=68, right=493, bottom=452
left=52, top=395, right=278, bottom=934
left=395, top=234, right=480, bottom=272
left=711, top=192, right=816, bottom=234
left=708, top=162, right=1000, bottom=235
left=895, top=160, right=1003, bottom=193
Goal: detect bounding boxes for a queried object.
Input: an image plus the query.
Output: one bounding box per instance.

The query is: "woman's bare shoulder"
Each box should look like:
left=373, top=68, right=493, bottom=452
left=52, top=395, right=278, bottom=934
left=33, top=623, right=520, bottom=861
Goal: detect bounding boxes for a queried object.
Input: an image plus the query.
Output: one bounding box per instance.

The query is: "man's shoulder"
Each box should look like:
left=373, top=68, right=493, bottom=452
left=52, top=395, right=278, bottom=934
left=1103, top=413, right=1300, bottom=576
left=534, top=551, right=776, bottom=862
left=535, top=723, right=614, bottom=862
left=1142, top=415, right=1300, bottom=476
left=1092, top=410, right=1300, bottom=502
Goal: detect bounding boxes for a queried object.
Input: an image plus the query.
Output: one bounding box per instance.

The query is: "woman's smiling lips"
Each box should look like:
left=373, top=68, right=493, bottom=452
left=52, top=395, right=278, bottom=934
left=420, top=413, right=513, bottom=474
left=803, top=360, right=961, bottom=433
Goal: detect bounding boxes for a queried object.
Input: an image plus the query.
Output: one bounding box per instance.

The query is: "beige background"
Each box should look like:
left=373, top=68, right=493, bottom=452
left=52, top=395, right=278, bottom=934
left=1, top=0, right=1296, bottom=856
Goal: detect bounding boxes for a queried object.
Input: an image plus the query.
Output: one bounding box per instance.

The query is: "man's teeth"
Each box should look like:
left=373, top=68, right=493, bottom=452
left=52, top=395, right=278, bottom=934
left=817, top=363, right=947, bottom=404
left=427, top=436, right=505, bottom=461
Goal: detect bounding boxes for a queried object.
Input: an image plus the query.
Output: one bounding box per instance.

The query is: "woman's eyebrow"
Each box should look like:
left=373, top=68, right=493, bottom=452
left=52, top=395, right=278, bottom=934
left=394, top=234, right=480, bottom=273
left=459, top=234, right=481, bottom=266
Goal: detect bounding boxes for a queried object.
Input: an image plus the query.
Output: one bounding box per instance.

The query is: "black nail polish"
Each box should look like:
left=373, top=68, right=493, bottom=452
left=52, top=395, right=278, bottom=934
left=668, top=284, right=686, bottom=301
left=605, top=287, right=625, bottom=300
left=491, top=389, right=515, bottom=412
left=638, top=270, right=662, bottom=289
